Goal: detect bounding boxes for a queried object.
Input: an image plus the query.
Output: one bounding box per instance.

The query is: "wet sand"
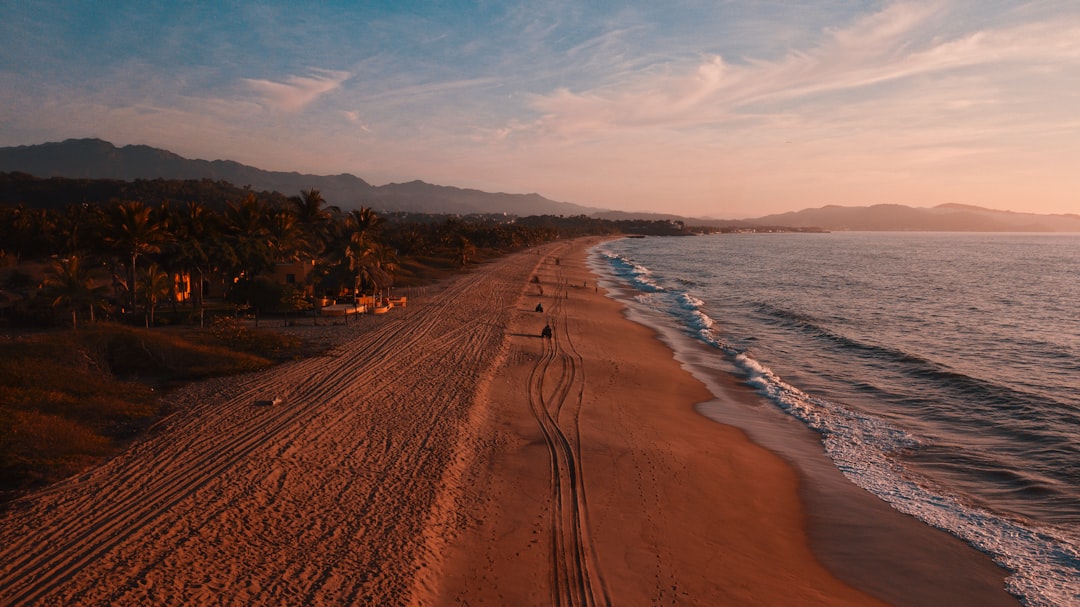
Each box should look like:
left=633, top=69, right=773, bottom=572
left=436, top=237, right=1017, bottom=606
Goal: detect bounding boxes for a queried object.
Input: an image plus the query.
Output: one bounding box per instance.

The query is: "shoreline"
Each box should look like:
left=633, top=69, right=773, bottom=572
left=0, top=238, right=1020, bottom=605
left=584, top=238, right=1021, bottom=607
left=438, top=239, right=856, bottom=604
left=436, top=237, right=1017, bottom=605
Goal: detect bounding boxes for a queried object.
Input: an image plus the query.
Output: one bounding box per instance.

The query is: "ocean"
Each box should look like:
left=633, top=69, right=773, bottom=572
left=590, top=232, right=1079, bottom=607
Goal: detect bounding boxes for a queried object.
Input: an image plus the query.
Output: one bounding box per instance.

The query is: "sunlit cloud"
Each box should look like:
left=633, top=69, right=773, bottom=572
left=2, top=0, right=1080, bottom=216
left=244, top=69, right=352, bottom=112
left=356, top=77, right=500, bottom=103
left=343, top=110, right=372, bottom=133
left=524, top=2, right=1080, bottom=139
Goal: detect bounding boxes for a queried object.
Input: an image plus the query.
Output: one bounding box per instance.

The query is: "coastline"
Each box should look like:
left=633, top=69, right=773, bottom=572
left=585, top=237, right=1023, bottom=607
left=0, top=237, right=1019, bottom=605
left=436, top=237, right=1017, bottom=606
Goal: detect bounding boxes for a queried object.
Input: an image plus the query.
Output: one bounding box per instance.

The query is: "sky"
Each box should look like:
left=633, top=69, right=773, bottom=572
left=1, top=1, right=1079, bottom=218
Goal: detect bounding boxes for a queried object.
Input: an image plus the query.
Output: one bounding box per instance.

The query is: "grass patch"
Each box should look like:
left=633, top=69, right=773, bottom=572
left=0, top=322, right=303, bottom=498
left=394, top=256, right=465, bottom=286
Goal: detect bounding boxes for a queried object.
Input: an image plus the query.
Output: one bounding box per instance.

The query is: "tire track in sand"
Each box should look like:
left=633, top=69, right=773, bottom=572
left=0, top=245, right=556, bottom=607
left=526, top=259, right=611, bottom=607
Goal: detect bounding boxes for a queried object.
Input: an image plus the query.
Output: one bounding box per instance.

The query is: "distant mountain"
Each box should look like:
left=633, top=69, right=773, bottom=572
left=748, top=203, right=1080, bottom=232
left=4, top=139, right=1075, bottom=229
left=0, top=138, right=602, bottom=216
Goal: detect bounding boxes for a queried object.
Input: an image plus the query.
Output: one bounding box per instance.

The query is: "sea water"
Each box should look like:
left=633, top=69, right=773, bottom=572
left=590, top=232, right=1079, bottom=607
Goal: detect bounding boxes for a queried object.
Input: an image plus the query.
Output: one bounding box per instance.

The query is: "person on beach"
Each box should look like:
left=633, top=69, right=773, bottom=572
left=541, top=324, right=552, bottom=338
left=535, top=303, right=543, bottom=312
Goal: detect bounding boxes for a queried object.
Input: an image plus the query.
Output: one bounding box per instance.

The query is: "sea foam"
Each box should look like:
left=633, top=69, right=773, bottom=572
left=591, top=241, right=1080, bottom=607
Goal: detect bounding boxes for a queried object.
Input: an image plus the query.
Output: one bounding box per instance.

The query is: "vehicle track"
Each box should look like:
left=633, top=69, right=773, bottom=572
left=0, top=244, right=558, bottom=606
left=525, top=258, right=611, bottom=607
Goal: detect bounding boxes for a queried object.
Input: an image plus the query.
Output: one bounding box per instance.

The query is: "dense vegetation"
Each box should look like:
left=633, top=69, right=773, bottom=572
left=0, top=174, right=704, bottom=329
left=0, top=175, right=707, bottom=498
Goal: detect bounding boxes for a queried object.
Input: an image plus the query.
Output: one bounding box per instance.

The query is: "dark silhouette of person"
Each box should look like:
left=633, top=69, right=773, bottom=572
left=541, top=324, right=552, bottom=338
left=535, top=303, right=543, bottom=312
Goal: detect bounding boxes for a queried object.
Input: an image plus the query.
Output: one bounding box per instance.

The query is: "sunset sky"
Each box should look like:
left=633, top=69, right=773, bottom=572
left=2, top=1, right=1078, bottom=218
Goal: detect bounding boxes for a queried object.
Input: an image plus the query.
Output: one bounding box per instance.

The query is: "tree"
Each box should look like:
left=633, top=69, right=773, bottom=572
left=102, top=201, right=168, bottom=312
left=162, top=200, right=222, bottom=313
left=337, top=208, right=394, bottom=299
left=289, top=188, right=338, bottom=258
left=266, top=209, right=311, bottom=263
left=455, top=235, right=476, bottom=266
left=136, top=263, right=172, bottom=328
left=43, top=255, right=108, bottom=329
left=345, top=207, right=384, bottom=240
left=223, top=194, right=274, bottom=292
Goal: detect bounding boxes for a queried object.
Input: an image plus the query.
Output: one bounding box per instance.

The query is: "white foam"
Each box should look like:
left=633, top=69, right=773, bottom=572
left=589, top=241, right=1080, bottom=607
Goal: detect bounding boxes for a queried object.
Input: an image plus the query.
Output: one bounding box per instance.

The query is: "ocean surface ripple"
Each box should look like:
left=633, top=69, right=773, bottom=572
left=594, top=232, right=1080, bottom=607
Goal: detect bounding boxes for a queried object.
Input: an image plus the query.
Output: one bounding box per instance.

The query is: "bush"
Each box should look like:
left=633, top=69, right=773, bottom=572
left=0, top=322, right=293, bottom=497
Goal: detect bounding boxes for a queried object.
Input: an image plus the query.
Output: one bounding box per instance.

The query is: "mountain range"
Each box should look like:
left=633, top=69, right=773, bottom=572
left=746, top=203, right=1080, bottom=233
left=0, top=139, right=600, bottom=216
left=2, top=138, right=1077, bottom=231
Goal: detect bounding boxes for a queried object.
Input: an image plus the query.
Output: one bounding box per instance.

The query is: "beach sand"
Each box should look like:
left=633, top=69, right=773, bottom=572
left=434, top=238, right=1016, bottom=606
left=0, top=238, right=1017, bottom=606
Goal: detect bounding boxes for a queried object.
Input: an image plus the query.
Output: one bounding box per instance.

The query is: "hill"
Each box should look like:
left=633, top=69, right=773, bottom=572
left=748, top=203, right=1080, bottom=232
left=3, top=139, right=1074, bottom=230
left=0, top=139, right=601, bottom=216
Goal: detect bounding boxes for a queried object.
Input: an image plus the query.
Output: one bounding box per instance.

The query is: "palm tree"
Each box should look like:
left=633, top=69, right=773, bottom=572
left=332, top=207, right=391, bottom=299
left=103, top=201, right=168, bottom=312
left=267, top=209, right=311, bottom=263
left=345, top=206, right=384, bottom=240
left=43, top=255, right=108, bottom=329
left=346, top=235, right=397, bottom=301
left=289, top=189, right=338, bottom=257
left=223, top=194, right=275, bottom=308
left=163, top=200, right=221, bottom=312
left=344, top=233, right=377, bottom=299
left=223, top=194, right=274, bottom=278
left=136, top=263, right=172, bottom=328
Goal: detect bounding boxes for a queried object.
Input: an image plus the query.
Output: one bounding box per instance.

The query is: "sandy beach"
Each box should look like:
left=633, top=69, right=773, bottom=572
left=0, top=238, right=1017, bottom=606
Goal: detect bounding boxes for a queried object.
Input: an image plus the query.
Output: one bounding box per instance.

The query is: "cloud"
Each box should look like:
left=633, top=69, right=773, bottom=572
left=244, top=68, right=351, bottom=112
left=356, top=77, right=500, bottom=103
left=521, top=1, right=1080, bottom=140
left=343, top=110, right=371, bottom=133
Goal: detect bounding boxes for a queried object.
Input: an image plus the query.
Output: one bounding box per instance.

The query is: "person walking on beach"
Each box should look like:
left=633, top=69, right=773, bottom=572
left=541, top=324, right=552, bottom=338
left=535, top=302, right=543, bottom=312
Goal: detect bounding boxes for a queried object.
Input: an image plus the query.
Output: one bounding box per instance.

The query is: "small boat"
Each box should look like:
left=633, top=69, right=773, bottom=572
left=373, top=300, right=392, bottom=314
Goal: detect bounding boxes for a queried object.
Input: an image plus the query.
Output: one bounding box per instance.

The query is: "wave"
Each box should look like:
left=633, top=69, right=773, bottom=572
left=754, top=302, right=1066, bottom=416
left=591, top=242, right=1080, bottom=607
left=597, top=250, right=663, bottom=293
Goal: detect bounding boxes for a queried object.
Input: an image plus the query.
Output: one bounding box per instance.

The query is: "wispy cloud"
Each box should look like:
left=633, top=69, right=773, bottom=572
left=244, top=68, right=352, bottom=112
left=356, top=77, right=500, bottom=103
left=522, top=2, right=1080, bottom=139
left=3, top=1, right=1079, bottom=216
